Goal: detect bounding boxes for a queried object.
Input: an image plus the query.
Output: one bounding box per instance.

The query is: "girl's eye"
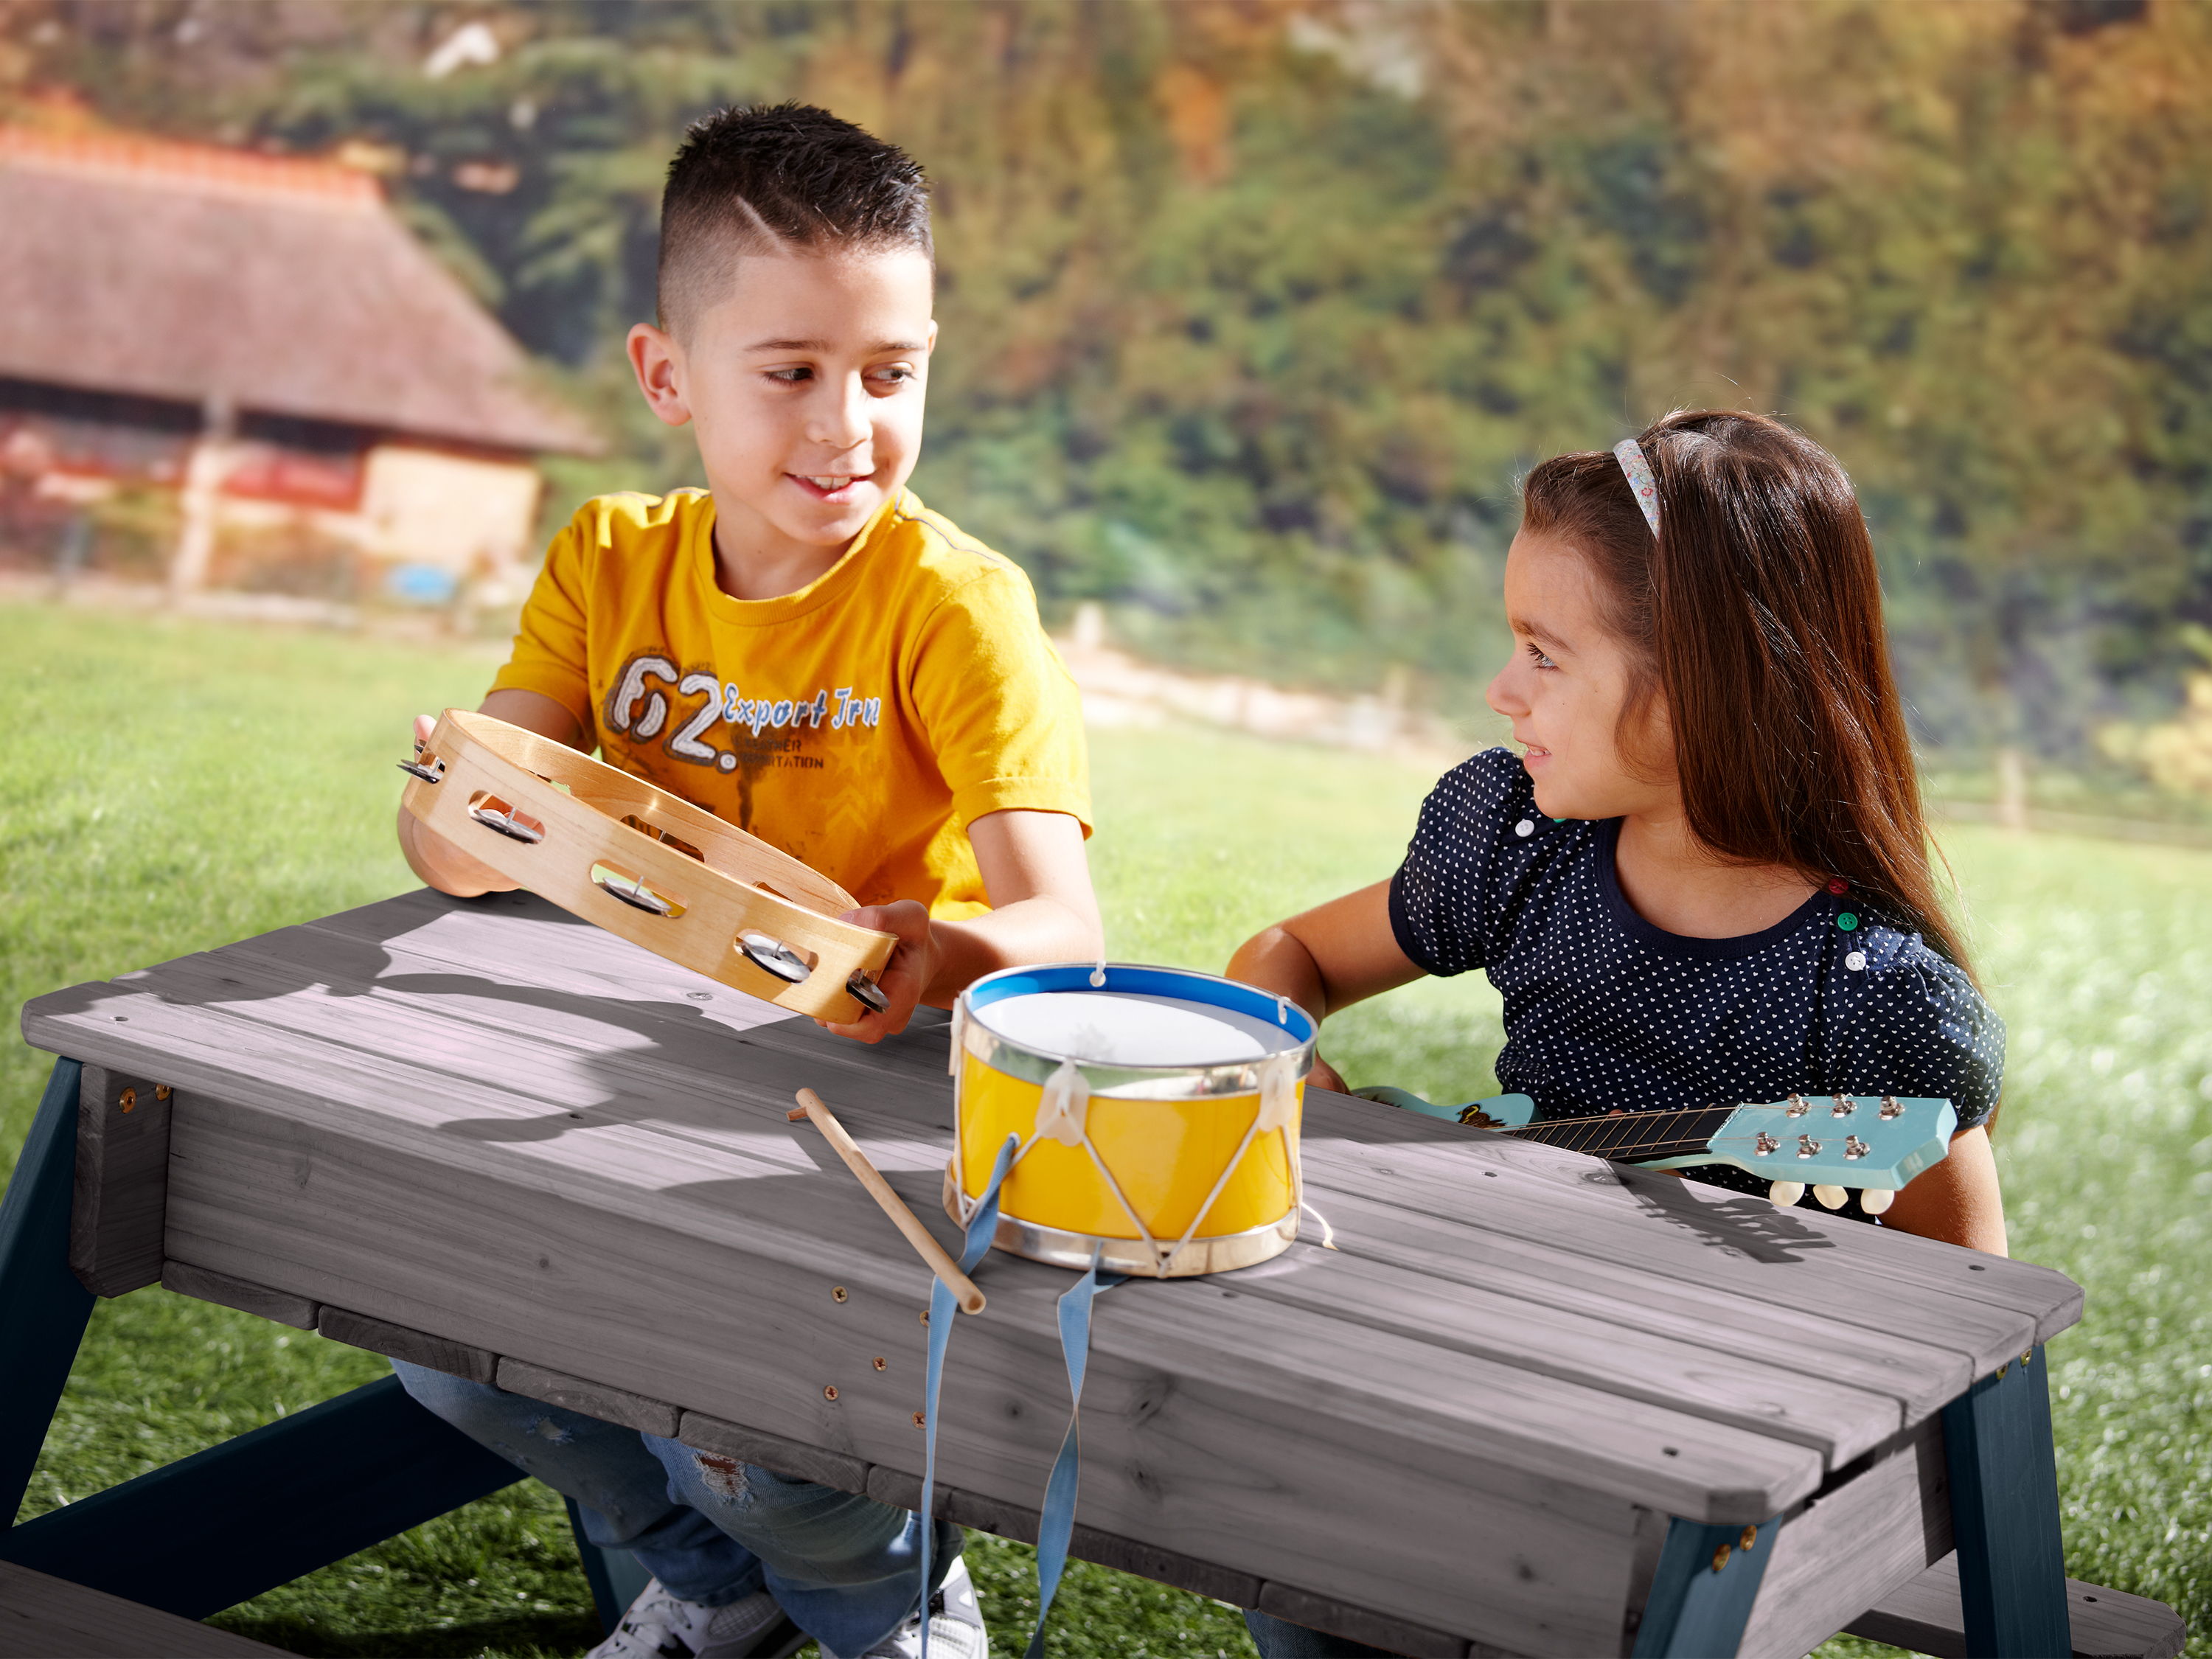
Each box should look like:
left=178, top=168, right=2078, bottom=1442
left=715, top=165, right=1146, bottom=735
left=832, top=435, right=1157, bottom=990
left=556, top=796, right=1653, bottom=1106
left=868, top=365, right=916, bottom=386
left=766, top=366, right=813, bottom=384
left=1526, top=641, right=1557, bottom=670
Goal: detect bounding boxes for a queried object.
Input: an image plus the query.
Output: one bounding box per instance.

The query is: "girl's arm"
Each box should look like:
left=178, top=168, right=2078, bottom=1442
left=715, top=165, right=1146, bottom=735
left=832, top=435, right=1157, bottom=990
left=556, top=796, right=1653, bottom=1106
left=1877, top=1124, right=2008, bottom=1255
left=1226, top=880, right=1427, bottom=1092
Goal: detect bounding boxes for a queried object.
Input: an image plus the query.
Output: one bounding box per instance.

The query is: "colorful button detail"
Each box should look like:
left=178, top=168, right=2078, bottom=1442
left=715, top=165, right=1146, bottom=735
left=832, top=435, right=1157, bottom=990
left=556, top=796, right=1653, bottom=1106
left=1836, top=912, right=1859, bottom=932
left=1514, top=818, right=1534, bottom=838
left=1826, top=877, right=1849, bottom=896
left=1846, top=950, right=1868, bottom=972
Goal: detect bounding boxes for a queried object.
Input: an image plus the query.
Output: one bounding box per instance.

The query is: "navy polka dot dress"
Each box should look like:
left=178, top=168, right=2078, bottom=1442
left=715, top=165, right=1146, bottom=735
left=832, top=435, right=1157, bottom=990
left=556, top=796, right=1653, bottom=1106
left=1387, top=748, right=2003, bottom=1219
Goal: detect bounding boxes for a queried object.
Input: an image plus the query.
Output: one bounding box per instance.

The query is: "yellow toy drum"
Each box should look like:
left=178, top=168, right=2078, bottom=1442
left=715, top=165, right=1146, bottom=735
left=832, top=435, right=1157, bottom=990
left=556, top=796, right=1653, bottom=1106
left=943, top=964, right=1318, bottom=1278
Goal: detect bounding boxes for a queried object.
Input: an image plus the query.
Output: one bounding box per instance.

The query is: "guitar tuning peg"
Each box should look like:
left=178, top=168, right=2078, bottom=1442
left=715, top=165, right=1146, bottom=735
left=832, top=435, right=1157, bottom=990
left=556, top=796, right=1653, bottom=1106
left=1859, top=1187, right=1895, bottom=1216
left=1767, top=1180, right=1804, bottom=1208
left=1812, top=1184, right=1848, bottom=1209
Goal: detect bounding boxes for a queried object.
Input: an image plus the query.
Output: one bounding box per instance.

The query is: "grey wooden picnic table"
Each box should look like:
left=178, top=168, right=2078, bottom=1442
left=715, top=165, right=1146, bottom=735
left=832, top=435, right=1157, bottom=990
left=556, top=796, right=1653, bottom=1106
left=1, top=888, right=2187, bottom=1658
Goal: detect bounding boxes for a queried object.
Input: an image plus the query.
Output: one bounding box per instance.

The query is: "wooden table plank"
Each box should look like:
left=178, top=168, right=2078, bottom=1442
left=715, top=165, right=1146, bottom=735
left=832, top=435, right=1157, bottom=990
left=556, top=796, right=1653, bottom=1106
left=293, top=894, right=2084, bottom=1371
left=18, top=888, right=2094, bottom=1657
left=1296, top=1115, right=2081, bottom=1363
left=150, top=1091, right=1698, bottom=1651
left=235, top=895, right=2083, bottom=1394
left=97, top=931, right=1928, bottom=1467
left=18, top=917, right=2048, bottom=1502
left=1304, top=1186, right=1974, bottom=1423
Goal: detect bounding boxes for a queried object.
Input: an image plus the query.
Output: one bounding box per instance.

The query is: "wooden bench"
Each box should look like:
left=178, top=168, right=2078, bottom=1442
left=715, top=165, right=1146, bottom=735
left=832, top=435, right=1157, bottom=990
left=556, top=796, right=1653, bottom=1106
left=3, top=888, right=2189, bottom=1658
left=0, top=1560, right=285, bottom=1658
left=1848, top=1554, right=2185, bottom=1659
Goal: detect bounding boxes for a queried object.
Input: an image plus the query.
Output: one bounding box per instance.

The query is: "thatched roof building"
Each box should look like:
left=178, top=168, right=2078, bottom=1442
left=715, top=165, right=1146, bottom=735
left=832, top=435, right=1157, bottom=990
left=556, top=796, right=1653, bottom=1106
left=0, top=125, right=596, bottom=600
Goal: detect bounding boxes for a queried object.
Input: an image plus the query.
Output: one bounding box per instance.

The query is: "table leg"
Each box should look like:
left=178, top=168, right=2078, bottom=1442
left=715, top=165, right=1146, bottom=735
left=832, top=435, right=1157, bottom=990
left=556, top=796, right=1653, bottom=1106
left=2, top=1054, right=526, bottom=1617
left=1630, top=1514, right=1780, bottom=1658
left=1941, top=1344, right=2070, bottom=1658
left=0, top=1057, right=96, bottom=1528
left=0, top=1374, right=524, bottom=1616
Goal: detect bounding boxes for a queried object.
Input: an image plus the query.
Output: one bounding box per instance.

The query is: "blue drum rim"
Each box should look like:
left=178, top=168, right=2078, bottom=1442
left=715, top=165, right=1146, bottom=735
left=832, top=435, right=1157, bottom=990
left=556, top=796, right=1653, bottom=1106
left=957, top=961, right=1317, bottom=1099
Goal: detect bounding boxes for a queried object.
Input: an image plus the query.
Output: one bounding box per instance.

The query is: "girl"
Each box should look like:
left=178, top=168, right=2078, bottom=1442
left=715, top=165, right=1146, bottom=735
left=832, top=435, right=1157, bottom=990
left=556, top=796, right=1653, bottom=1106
left=1227, top=409, right=2006, bottom=1655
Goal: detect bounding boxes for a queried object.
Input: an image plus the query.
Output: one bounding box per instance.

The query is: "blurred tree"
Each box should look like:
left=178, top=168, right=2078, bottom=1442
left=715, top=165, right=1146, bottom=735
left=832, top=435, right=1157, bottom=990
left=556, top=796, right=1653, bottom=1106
left=4, top=0, right=2206, bottom=758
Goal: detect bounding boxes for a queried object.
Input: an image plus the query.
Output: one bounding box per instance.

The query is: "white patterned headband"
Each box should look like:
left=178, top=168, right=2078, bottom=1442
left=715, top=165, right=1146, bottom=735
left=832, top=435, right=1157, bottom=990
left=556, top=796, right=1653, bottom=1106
left=1613, top=438, right=1660, bottom=538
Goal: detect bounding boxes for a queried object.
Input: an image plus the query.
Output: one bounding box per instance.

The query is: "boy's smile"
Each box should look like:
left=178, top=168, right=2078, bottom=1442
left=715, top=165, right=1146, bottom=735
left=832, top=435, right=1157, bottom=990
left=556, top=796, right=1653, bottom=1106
left=627, top=246, right=938, bottom=601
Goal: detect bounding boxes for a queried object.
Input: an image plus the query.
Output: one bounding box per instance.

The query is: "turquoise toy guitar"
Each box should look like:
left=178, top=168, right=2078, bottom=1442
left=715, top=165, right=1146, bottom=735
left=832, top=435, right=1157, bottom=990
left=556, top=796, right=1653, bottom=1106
left=1354, top=1087, right=1956, bottom=1216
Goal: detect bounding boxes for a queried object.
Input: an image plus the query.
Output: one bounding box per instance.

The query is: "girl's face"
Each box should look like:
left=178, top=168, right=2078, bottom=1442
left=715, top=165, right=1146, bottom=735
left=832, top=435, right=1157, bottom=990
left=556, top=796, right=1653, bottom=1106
left=1486, top=531, right=1675, bottom=823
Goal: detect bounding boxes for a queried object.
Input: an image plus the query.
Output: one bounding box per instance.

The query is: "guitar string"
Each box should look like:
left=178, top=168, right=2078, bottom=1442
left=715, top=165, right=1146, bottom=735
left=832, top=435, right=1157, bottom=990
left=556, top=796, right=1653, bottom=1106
left=1500, top=1103, right=1898, bottom=1166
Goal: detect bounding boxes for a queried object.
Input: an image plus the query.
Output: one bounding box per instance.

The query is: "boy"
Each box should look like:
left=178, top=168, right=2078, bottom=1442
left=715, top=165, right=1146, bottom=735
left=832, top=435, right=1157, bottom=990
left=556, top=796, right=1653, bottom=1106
left=395, top=104, right=1099, bottom=1659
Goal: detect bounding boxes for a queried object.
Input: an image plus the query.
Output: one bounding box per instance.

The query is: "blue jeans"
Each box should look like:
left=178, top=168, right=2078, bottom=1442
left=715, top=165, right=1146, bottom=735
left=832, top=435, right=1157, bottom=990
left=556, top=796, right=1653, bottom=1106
left=1243, top=1610, right=1402, bottom=1657
left=394, top=1361, right=958, bottom=1657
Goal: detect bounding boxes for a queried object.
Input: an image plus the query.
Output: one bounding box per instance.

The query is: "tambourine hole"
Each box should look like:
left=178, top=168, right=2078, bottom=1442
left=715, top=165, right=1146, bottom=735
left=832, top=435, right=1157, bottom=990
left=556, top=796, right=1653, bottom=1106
left=845, top=972, right=889, bottom=1015
left=466, top=792, right=546, bottom=845
left=737, top=931, right=814, bottom=984
left=619, top=813, right=703, bottom=863
left=590, top=862, right=686, bottom=918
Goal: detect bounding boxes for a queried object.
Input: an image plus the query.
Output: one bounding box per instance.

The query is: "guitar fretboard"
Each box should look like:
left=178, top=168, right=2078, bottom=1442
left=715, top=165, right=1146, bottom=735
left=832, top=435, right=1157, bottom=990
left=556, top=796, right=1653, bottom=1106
left=1499, top=1103, right=1740, bottom=1162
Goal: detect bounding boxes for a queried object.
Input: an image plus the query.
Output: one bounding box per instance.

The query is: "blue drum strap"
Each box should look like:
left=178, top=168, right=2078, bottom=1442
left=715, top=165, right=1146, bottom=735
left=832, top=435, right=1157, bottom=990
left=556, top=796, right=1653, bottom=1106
left=919, top=1133, right=1018, bottom=1659
left=1026, top=1252, right=1126, bottom=1658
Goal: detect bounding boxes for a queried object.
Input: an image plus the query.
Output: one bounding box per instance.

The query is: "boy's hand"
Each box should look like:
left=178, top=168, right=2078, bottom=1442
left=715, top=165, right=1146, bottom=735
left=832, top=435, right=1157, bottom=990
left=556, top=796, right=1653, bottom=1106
left=1306, top=1053, right=1349, bottom=1094
left=815, top=900, right=940, bottom=1043
left=396, top=713, right=517, bottom=897
left=397, top=695, right=585, bottom=899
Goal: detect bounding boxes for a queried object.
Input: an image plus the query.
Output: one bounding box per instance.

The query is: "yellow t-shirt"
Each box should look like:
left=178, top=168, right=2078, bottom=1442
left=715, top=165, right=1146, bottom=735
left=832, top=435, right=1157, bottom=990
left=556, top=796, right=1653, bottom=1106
left=490, top=488, right=1090, bottom=920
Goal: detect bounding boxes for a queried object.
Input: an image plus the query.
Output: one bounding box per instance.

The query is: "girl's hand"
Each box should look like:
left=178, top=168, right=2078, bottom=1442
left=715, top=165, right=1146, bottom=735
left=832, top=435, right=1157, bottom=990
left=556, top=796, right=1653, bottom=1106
left=1227, top=880, right=1427, bottom=1088
left=816, top=900, right=941, bottom=1043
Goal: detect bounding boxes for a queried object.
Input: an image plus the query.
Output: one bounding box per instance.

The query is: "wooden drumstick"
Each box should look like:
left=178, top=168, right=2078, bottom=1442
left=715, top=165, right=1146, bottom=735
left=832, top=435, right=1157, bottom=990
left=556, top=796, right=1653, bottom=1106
left=789, top=1088, right=987, bottom=1315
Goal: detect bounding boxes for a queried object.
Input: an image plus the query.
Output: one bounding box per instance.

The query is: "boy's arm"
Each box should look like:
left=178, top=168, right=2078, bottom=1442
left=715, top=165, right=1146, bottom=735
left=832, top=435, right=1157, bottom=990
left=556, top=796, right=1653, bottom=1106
left=396, top=690, right=587, bottom=897
left=818, top=808, right=1102, bottom=1043
left=1225, top=880, right=1426, bottom=1092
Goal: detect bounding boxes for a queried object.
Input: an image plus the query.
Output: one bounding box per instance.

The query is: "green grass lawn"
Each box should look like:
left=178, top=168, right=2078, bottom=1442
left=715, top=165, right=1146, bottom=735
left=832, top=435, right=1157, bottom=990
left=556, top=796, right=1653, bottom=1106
left=3, top=599, right=2205, bottom=1658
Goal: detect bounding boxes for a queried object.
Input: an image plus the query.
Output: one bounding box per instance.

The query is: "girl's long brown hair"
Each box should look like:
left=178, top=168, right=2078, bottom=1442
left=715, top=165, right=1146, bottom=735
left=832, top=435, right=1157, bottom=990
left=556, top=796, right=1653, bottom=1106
left=1520, top=409, right=1972, bottom=978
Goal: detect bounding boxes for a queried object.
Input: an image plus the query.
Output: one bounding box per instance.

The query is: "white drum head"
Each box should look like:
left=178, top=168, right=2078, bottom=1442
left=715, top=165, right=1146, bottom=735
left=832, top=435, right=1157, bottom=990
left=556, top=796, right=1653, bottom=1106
left=975, top=991, right=1303, bottom=1068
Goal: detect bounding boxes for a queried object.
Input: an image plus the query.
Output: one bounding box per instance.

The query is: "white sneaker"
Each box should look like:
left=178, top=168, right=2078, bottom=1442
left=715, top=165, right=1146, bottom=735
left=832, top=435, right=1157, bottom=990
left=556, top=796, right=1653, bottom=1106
left=585, top=1577, right=808, bottom=1659
left=824, top=1555, right=992, bottom=1659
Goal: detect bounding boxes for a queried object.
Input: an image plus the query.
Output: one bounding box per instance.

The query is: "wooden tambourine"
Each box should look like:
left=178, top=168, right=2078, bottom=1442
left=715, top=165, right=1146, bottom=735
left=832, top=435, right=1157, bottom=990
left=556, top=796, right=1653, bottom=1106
left=400, top=709, right=897, bottom=1022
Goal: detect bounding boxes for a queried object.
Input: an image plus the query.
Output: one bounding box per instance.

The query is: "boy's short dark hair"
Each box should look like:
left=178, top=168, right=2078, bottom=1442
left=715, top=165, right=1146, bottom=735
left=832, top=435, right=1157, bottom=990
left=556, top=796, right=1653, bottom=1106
left=657, top=102, right=933, bottom=335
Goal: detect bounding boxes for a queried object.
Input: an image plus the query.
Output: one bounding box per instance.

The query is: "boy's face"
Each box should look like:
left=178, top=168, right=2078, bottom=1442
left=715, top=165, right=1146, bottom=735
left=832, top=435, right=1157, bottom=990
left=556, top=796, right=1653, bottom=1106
left=627, top=246, right=937, bottom=565
left=1486, top=530, right=1675, bottom=824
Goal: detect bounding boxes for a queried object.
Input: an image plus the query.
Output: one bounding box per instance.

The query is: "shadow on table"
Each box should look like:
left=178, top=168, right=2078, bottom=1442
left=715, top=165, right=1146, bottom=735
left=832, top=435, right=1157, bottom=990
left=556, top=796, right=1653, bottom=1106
left=1612, top=1165, right=1837, bottom=1263
left=44, top=887, right=953, bottom=1186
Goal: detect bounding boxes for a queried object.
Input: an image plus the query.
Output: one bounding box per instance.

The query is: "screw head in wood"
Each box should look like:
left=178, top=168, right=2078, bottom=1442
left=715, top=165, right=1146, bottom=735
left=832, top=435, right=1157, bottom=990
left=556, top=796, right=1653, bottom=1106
left=155, top=1085, right=173, bottom=1101
left=832, top=1286, right=848, bottom=1303
left=914, top=1412, right=926, bottom=1427
left=874, top=1357, right=888, bottom=1371
left=119, top=1087, right=136, bottom=1113
left=824, top=1384, right=838, bottom=1402
left=1711, top=1543, right=1732, bottom=1571
left=919, top=1310, right=929, bottom=1325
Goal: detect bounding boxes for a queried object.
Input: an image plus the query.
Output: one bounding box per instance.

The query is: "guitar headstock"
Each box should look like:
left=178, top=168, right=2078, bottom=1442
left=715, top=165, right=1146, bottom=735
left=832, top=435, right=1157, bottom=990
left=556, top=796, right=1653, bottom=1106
left=1643, top=1093, right=1955, bottom=1209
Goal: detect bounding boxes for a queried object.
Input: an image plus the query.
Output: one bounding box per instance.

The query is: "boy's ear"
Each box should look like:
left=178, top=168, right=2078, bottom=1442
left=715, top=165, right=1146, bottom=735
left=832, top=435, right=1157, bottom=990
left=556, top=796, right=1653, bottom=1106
left=627, top=323, right=693, bottom=428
